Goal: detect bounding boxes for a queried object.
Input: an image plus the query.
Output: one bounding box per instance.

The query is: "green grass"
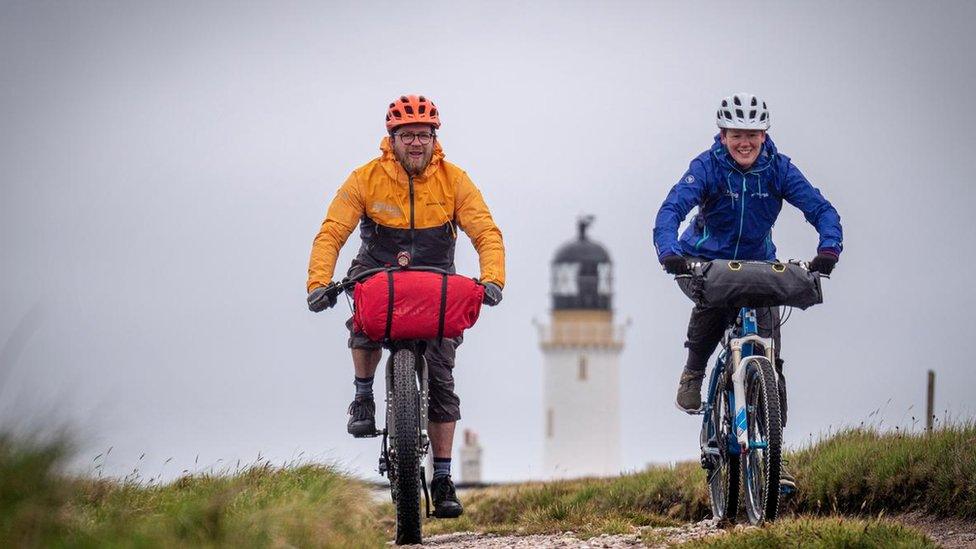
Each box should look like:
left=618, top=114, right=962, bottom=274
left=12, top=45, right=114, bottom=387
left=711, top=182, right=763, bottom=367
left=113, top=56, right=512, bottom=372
left=4, top=424, right=972, bottom=545
left=426, top=424, right=976, bottom=538
left=423, top=463, right=702, bottom=538
left=674, top=517, right=936, bottom=548
left=790, top=424, right=976, bottom=518
left=0, top=434, right=385, bottom=548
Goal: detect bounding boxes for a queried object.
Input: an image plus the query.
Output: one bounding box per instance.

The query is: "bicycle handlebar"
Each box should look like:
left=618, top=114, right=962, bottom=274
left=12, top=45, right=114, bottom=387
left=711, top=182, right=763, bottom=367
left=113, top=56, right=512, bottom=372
left=323, top=265, right=459, bottom=300
left=673, top=259, right=828, bottom=280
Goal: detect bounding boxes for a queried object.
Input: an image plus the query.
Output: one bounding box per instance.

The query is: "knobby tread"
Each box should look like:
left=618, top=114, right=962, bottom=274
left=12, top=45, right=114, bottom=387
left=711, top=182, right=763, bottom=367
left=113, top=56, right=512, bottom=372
left=746, top=358, right=782, bottom=524
left=710, top=371, right=741, bottom=523
left=392, top=349, right=422, bottom=545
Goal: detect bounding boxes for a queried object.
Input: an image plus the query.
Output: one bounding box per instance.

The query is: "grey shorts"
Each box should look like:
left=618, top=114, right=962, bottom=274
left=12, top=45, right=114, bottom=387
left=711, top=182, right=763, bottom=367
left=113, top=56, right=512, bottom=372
left=346, top=318, right=462, bottom=423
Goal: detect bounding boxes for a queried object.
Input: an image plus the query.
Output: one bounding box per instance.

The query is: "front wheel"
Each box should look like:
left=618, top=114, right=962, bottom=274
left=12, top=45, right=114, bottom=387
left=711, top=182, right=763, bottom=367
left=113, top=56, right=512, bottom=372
left=390, top=349, right=422, bottom=545
left=741, top=357, right=782, bottom=525
left=708, top=371, right=740, bottom=522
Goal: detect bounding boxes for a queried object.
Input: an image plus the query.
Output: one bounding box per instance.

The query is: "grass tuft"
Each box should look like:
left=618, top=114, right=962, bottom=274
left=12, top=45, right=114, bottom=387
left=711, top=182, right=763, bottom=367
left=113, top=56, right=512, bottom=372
left=427, top=423, right=975, bottom=538
left=0, top=434, right=385, bottom=547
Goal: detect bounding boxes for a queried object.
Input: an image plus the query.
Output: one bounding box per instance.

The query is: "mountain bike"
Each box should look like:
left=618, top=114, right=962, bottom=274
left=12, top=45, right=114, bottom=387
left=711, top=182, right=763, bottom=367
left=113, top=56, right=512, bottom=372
left=679, top=259, right=824, bottom=525
left=324, top=264, right=474, bottom=545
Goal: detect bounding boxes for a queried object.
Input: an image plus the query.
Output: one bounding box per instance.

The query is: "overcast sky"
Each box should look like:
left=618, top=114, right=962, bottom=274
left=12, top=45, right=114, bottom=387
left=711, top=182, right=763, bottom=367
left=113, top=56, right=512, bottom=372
left=2, top=1, right=975, bottom=483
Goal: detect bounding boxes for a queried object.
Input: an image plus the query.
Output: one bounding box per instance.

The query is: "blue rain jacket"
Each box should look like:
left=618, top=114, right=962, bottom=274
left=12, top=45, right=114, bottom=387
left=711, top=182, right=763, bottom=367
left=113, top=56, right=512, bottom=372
left=653, top=134, right=843, bottom=262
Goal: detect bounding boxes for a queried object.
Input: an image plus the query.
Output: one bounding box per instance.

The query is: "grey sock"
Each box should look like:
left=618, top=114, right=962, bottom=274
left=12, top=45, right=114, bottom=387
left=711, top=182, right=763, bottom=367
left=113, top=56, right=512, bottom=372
left=354, top=376, right=374, bottom=398
left=433, top=457, right=451, bottom=479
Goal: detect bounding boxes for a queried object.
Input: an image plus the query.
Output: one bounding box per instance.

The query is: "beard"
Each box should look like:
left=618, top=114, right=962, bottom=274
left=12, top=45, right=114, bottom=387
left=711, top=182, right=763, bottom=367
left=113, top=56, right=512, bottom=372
left=394, top=146, right=434, bottom=176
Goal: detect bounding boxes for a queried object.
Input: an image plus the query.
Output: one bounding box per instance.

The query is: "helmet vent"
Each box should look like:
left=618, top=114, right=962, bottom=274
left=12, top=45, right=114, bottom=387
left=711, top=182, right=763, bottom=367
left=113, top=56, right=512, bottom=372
left=733, top=96, right=742, bottom=106
left=751, top=97, right=757, bottom=106
left=392, top=110, right=402, bottom=119
left=419, top=96, right=427, bottom=102
left=418, top=104, right=426, bottom=114
left=735, top=109, right=744, bottom=118
left=724, top=111, right=733, bottom=120
left=749, top=110, right=756, bottom=119
left=430, top=108, right=438, bottom=117
left=404, top=105, right=414, bottom=115
left=760, top=112, right=767, bottom=121
left=400, top=96, right=409, bottom=103
left=722, top=100, right=728, bottom=107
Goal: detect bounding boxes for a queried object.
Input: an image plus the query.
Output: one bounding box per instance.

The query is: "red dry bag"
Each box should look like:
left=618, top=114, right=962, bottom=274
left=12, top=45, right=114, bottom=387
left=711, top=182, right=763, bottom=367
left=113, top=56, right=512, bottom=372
left=352, top=271, right=485, bottom=341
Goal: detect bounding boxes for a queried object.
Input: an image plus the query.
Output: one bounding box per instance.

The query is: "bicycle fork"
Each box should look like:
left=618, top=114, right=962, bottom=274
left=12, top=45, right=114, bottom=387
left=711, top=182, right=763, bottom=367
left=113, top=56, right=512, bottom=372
left=729, top=335, right=776, bottom=450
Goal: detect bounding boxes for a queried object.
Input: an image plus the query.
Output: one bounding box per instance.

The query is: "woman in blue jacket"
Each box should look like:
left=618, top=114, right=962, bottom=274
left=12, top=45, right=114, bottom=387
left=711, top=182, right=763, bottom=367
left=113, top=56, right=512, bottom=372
left=653, top=93, right=843, bottom=487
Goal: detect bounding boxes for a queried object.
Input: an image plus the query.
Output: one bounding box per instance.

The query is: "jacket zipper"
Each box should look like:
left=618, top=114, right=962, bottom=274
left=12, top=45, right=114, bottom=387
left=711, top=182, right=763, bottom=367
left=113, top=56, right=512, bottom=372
left=733, top=173, right=747, bottom=260
left=408, top=175, right=416, bottom=257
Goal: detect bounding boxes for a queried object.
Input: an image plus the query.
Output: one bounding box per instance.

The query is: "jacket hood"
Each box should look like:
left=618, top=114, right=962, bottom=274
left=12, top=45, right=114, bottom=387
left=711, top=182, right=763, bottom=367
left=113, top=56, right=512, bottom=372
left=710, top=132, right=777, bottom=173
left=379, top=136, right=445, bottom=181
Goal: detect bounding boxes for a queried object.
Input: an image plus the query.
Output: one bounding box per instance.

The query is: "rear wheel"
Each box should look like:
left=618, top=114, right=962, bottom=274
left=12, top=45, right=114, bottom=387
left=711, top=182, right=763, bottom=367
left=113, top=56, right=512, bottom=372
left=390, top=349, right=422, bottom=545
left=708, top=372, right=740, bottom=522
left=742, top=357, right=782, bottom=525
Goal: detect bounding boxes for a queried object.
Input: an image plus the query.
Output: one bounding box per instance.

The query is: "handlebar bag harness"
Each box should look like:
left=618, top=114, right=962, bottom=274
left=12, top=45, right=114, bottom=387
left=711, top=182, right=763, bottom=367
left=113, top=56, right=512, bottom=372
left=353, top=271, right=485, bottom=341
left=684, top=261, right=822, bottom=310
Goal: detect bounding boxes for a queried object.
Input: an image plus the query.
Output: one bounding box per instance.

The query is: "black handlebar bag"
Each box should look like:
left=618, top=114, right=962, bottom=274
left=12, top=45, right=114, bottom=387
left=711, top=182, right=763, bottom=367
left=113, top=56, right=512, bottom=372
left=684, top=261, right=822, bottom=309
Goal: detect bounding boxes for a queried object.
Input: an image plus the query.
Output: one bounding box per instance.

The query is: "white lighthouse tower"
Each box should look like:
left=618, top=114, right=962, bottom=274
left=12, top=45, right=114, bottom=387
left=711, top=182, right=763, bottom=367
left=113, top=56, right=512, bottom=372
left=538, top=216, right=624, bottom=479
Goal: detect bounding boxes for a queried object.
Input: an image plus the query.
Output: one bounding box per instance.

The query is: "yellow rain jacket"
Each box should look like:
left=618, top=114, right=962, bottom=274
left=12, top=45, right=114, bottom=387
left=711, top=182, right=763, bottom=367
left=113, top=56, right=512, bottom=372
left=307, top=138, right=505, bottom=292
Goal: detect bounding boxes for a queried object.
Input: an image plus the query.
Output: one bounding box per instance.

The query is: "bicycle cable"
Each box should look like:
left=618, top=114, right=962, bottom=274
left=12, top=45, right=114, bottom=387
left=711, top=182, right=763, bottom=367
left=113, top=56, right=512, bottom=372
left=777, top=305, right=794, bottom=329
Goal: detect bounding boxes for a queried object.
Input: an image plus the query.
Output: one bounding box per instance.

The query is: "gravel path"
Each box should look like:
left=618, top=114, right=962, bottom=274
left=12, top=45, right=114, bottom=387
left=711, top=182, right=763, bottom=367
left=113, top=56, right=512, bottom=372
left=395, top=515, right=976, bottom=547
left=896, top=513, right=976, bottom=548
left=396, top=519, right=735, bottom=548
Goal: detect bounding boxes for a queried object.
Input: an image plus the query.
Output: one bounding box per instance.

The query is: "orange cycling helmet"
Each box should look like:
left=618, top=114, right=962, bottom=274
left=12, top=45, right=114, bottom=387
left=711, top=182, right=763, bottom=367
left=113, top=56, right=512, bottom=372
left=385, top=94, right=441, bottom=131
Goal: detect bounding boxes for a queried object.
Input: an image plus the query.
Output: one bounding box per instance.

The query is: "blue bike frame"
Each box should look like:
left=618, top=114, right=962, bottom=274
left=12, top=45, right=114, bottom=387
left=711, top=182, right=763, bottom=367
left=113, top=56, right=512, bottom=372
left=701, top=307, right=767, bottom=458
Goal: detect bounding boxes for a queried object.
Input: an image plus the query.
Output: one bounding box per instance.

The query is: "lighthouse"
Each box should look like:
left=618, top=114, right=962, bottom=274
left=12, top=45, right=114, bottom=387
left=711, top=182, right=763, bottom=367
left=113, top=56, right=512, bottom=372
left=538, top=215, right=624, bottom=479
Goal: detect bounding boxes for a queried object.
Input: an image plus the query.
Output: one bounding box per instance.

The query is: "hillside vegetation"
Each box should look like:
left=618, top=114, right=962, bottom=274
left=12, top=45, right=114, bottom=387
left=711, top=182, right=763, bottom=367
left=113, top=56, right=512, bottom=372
left=428, top=424, right=976, bottom=537
left=0, top=434, right=385, bottom=547
left=2, top=424, right=971, bottom=546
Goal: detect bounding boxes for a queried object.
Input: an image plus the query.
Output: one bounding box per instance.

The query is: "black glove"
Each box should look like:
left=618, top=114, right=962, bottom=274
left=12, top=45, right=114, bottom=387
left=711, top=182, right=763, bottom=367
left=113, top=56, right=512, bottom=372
left=482, top=282, right=503, bottom=307
left=307, top=283, right=339, bottom=312
left=808, top=252, right=838, bottom=275
left=662, top=255, right=691, bottom=275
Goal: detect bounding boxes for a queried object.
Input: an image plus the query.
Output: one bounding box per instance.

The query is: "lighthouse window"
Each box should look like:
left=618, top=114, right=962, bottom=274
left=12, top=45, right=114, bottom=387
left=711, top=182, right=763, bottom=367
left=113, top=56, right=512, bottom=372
left=578, top=354, right=588, bottom=381
left=597, top=263, right=613, bottom=295
left=552, top=263, right=580, bottom=296
left=546, top=408, right=554, bottom=438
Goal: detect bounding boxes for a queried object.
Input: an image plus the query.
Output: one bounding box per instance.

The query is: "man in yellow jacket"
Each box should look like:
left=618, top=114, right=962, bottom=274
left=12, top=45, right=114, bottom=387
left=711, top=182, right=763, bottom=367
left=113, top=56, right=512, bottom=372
left=306, top=95, right=505, bottom=518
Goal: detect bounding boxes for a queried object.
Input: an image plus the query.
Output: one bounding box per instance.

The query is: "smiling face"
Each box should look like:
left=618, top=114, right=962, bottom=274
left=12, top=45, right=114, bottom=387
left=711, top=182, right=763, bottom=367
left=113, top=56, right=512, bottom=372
left=720, top=129, right=766, bottom=170
left=391, top=123, right=436, bottom=176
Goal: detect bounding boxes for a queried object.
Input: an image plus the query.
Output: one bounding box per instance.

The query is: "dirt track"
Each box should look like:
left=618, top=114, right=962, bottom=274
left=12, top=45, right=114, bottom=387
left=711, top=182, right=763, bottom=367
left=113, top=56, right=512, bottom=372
left=399, top=519, right=731, bottom=548
left=397, top=515, right=976, bottom=548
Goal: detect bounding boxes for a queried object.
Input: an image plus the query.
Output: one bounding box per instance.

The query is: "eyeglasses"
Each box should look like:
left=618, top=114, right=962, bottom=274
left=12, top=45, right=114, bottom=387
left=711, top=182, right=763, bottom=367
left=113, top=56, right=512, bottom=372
left=396, top=132, right=435, bottom=145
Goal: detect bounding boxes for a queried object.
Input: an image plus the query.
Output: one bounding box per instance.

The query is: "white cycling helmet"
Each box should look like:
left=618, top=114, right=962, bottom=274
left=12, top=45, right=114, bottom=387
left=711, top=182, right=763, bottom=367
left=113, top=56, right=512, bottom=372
left=716, top=92, right=770, bottom=130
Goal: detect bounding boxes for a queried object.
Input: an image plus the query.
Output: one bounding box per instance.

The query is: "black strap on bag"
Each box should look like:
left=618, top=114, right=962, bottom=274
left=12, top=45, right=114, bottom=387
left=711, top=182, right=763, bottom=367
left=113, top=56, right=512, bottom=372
left=384, top=270, right=395, bottom=340
left=436, top=273, right=449, bottom=342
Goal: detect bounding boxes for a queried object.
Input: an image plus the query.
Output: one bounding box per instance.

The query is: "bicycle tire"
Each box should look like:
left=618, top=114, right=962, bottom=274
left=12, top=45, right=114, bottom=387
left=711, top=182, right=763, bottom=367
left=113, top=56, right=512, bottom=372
left=709, top=371, right=740, bottom=522
left=390, top=348, right=422, bottom=545
left=741, top=357, right=782, bottom=525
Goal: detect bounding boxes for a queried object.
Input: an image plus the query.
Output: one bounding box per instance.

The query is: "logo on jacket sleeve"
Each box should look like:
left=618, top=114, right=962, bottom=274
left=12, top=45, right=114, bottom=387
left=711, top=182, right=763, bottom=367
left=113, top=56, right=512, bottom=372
left=684, top=174, right=696, bottom=184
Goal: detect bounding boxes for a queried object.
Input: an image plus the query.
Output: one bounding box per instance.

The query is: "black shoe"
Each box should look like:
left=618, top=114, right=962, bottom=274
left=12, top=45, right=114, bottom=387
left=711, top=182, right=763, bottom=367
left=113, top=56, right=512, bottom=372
left=346, top=395, right=375, bottom=437
left=430, top=475, right=463, bottom=518
left=675, top=369, right=705, bottom=414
